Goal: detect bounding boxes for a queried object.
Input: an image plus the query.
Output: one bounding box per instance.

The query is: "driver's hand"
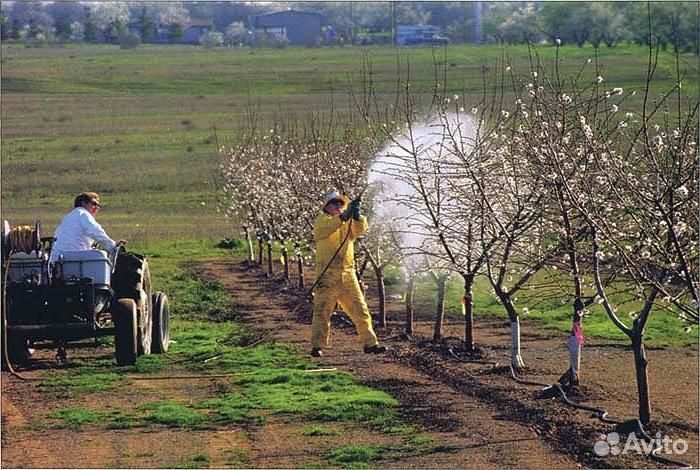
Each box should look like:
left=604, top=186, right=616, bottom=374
left=117, top=239, right=127, bottom=245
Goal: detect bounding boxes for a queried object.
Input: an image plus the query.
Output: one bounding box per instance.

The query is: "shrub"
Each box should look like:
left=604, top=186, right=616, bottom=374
left=201, top=31, right=223, bottom=49
left=119, top=32, right=140, bottom=49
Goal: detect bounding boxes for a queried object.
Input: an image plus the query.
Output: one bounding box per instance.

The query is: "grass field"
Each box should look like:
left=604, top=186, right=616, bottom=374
left=2, top=43, right=696, bottom=243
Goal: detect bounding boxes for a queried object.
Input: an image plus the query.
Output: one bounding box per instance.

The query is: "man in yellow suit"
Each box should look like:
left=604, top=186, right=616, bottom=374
left=310, top=191, right=387, bottom=358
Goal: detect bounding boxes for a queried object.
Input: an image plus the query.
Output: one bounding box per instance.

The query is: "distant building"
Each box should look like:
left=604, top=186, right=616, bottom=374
left=396, top=24, right=448, bottom=46
left=181, top=20, right=214, bottom=45
left=251, top=10, right=322, bottom=47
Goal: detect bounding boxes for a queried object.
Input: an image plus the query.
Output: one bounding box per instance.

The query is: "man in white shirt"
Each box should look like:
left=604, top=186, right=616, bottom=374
left=49, top=192, right=117, bottom=264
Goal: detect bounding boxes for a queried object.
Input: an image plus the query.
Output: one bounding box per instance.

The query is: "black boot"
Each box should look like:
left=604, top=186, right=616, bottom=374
left=363, top=344, right=388, bottom=354
left=310, top=348, right=323, bottom=357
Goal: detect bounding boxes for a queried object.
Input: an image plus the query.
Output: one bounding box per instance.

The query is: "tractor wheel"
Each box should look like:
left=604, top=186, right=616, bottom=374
left=1, top=291, right=32, bottom=369
left=1, top=335, right=31, bottom=369
left=113, top=298, right=137, bottom=366
left=113, top=253, right=152, bottom=356
left=151, top=292, right=170, bottom=354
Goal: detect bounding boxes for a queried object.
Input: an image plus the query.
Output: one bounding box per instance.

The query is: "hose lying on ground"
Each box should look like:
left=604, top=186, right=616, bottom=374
left=508, top=364, right=691, bottom=469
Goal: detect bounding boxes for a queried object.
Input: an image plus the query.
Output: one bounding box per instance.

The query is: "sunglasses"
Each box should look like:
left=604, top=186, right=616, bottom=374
left=328, top=200, right=344, bottom=206
left=89, top=200, right=101, bottom=208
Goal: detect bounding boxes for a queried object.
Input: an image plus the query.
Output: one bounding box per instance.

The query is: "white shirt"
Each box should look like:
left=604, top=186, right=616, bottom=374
left=49, top=207, right=116, bottom=263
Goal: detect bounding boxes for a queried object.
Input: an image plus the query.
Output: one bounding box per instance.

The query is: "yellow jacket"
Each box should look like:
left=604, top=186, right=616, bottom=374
left=313, top=213, right=368, bottom=278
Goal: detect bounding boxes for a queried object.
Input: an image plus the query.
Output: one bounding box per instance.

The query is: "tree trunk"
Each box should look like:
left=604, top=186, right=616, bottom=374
left=632, top=332, right=652, bottom=425
left=405, top=272, right=415, bottom=337
left=281, top=244, right=290, bottom=284
left=462, top=275, right=475, bottom=351
left=357, top=257, right=369, bottom=279
left=495, top=288, right=525, bottom=369
left=244, top=226, right=254, bottom=264
left=510, top=316, right=525, bottom=369
left=266, top=240, right=273, bottom=276
left=375, top=269, right=386, bottom=328
left=433, top=276, right=447, bottom=341
left=295, top=246, right=305, bottom=290
left=563, top=300, right=585, bottom=386
left=257, top=238, right=263, bottom=265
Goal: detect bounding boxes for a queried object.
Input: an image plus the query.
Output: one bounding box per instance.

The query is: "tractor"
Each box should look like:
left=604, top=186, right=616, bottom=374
left=1, top=220, right=170, bottom=367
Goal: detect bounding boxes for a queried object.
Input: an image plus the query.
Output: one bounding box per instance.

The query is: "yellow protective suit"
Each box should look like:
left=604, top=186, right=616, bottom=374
left=311, top=207, right=379, bottom=350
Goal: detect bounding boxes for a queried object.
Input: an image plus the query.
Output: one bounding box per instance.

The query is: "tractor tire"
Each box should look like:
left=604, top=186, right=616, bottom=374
left=151, top=292, right=170, bottom=354
left=1, top=334, right=31, bottom=369
left=113, top=252, right=152, bottom=356
left=113, top=298, right=137, bottom=366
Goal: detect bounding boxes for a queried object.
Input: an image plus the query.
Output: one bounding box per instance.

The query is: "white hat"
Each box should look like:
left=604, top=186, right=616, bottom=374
left=324, top=191, right=349, bottom=207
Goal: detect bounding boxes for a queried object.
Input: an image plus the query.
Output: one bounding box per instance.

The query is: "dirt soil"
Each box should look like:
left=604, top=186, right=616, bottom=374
left=2, top=259, right=698, bottom=469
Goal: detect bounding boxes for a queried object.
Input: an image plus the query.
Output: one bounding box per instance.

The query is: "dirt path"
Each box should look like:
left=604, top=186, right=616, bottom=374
left=2, top=259, right=697, bottom=469
left=207, top=262, right=580, bottom=469
left=198, top=260, right=698, bottom=469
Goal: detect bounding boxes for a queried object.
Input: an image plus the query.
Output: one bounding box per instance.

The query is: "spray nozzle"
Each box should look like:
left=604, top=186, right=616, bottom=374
left=352, top=186, right=368, bottom=204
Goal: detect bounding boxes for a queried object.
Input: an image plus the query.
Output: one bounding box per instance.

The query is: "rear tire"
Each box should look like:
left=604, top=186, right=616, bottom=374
left=113, top=298, right=137, bottom=366
left=113, top=253, right=152, bottom=356
left=1, top=335, right=31, bottom=370
left=151, top=292, right=170, bottom=353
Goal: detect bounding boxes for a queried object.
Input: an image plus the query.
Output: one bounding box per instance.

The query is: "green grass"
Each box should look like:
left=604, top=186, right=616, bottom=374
left=41, top=370, right=125, bottom=395
left=2, top=43, right=695, bottom=242
left=45, top=404, right=142, bottom=431
left=181, top=453, right=210, bottom=469
left=401, top=269, right=698, bottom=347
left=49, top=407, right=103, bottom=428
left=327, top=444, right=386, bottom=469
left=231, top=368, right=398, bottom=423
left=140, top=400, right=209, bottom=429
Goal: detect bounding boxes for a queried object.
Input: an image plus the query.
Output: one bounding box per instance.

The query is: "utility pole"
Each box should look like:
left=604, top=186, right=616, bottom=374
left=391, top=1, right=396, bottom=46
left=473, top=1, right=482, bottom=44
left=349, top=1, right=354, bottom=43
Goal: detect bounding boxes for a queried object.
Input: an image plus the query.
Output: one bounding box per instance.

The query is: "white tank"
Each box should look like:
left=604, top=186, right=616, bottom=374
left=7, top=251, right=49, bottom=285
left=54, top=250, right=112, bottom=285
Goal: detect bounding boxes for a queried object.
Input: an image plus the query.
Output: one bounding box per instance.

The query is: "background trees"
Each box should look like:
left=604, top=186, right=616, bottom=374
left=1, top=2, right=696, bottom=52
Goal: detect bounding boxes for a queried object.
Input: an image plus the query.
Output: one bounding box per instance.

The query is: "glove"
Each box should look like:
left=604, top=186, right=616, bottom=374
left=341, top=199, right=358, bottom=222
left=339, top=207, right=352, bottom=222
left=352, top=199, right=362, bottom=220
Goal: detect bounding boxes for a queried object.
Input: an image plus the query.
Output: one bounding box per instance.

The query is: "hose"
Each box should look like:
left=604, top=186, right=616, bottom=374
left=508, top=365, right=691, bottom=468
left=127, top=367, right=338, bottom=381
left=447, top=347, right=500, bottom=367
left=8, top=226, right=38, bottom=254
left=2, top=256, right=36, bottom=381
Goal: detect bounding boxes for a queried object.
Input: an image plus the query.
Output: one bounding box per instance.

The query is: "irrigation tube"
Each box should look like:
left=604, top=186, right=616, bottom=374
left=127, top=367, right=338, bottom=381
left=507, top=364, right=692, bottom=469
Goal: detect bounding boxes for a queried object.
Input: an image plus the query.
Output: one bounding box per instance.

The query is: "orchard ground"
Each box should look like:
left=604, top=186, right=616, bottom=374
left=2, top=253, right=697, bottom=469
